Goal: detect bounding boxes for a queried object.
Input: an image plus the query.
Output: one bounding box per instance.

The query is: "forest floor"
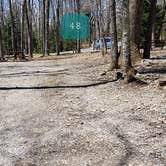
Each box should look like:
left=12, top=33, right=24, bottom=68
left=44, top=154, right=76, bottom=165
left=0, top=51, right=166, bottom=166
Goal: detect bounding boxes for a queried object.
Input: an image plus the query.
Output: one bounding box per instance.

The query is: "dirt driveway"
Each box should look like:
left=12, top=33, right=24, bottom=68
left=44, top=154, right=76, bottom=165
left=0, top=53, right=166, bottom=166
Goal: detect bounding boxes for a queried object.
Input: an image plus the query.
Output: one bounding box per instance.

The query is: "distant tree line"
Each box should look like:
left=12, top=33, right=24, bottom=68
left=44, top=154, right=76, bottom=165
left=0, top=0, right=165, bottom=65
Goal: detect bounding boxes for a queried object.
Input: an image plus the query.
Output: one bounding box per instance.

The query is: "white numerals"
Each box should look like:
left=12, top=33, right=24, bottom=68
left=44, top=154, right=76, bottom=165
left=69, top=22, right=81, bottom=30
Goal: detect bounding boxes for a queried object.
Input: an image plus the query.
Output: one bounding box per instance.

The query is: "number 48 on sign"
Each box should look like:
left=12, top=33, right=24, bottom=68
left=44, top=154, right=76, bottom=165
left=70, top=22, right=81, bottom=30
left=61, top=14, right=89, bottom=40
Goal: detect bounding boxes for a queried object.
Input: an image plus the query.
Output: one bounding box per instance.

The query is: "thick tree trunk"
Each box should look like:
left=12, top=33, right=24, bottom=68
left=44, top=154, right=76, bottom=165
left=105, top=1, right=111, bottom=37
left=122, top=0, right=132, bottom=69
left=143, top=0, right=157, bottom=59
left=156, top=1, right=166, bottom=41
left=129, top=0, right=144, bottom=58
left=110, top=0, right=119, bottom=69
left=0, top=0, right=4, bottom=28
left=122, top=0, right=136, bottom=83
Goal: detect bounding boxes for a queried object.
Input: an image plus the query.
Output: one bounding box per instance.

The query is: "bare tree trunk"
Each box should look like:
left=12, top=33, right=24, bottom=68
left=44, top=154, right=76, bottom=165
left=38, top=0, right=42, bottom=51
left=0, top=23, right=3, bottom=60
left=129, top=0, right=144, bottom=58
left=99, top=0, right=106, bottom=56
left=76, top=0, right=81, bottom=53
left=56, top=0, right=60, bottom=55
left=156, top=1, right=166, bottom=40
left=122, top=0, right=131, bottom=69
left=0, top=0, right=4, bottom=30
left=95, top=0, right=101, bottom=40
left=151, top=22, right=156, bottom=50
left=25, top=0, right=33, bottom=58
left=151, top=1, right=157, bottom=50
left=45, top=0, right=50, bottom=55
left=105, top=0, right=111, bottom=37
left=21, top=0, right=25, bottom=58
left=29, top=0, right=33, bottom=56
left=42, top=0, right=46, bottom=56
left=122, top=0, right=136, bottom=83
left=89, top=14, right=93, bottom=47
left=143, top=0, right=157, bottom=59
left=51, top=0, right=58, bottom=54
left=41, top=0, right=50, bottom=56
left=9, top=0, right=17, bottom=53
left=110, top=0, right=119, bottom=69
left=0, top=0, right=4, bottom=60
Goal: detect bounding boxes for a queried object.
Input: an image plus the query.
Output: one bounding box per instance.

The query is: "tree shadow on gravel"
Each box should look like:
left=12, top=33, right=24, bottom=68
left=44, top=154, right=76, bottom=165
left=111, top=125, right=137, bottom=166
left=0, top=79, right=118, bottom=90
left=137, top=67, right=166, bottom=74
left=150, top=55, right=166, bottom=60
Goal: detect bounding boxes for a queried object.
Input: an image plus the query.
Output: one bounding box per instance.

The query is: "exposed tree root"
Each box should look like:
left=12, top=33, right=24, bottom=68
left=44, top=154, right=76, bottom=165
left=124, top=67, right=137, bottom=84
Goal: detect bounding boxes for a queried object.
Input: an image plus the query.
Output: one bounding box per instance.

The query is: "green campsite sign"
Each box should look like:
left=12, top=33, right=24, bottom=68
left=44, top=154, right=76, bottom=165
left=61, top=14, right=90, bottom=40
